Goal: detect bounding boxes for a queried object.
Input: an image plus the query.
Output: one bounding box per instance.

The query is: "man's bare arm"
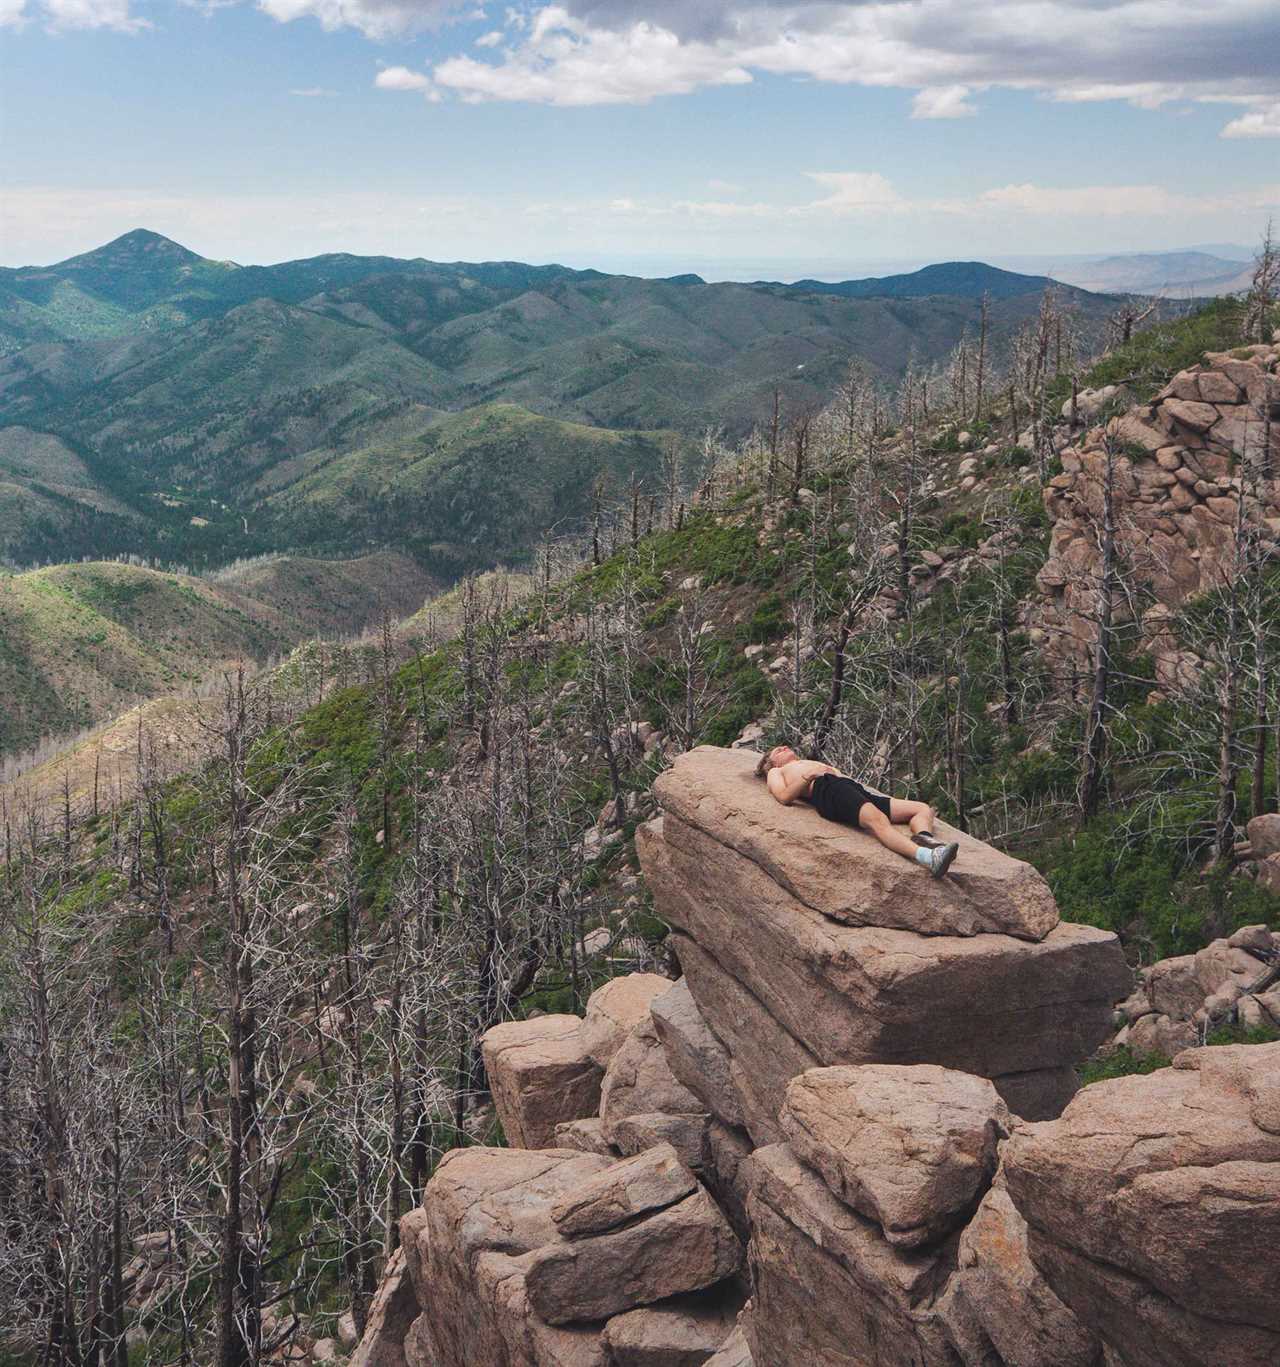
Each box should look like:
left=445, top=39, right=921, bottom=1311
left=766, top=767, right=810, bottom=805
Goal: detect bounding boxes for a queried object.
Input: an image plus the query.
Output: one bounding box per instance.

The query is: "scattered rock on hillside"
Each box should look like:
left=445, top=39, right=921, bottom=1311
left=481, top=1014, right=603, bottom=1149
left=780, top=1064, right=1010, bottom=1250
left=1247, top=813, right=1280, bottom=858
left=1110, top=927, right=1280, bottom=1053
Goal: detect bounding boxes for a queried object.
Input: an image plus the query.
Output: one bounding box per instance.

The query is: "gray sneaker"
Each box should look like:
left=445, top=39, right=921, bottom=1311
left=928, top=842, right=959, bottom=878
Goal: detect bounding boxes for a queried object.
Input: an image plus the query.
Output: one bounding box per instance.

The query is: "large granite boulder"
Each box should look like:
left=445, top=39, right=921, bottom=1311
left=1003, top=1042, right=1280, bottom=1366
left=409, top=1146, right=613, bottom=1366
left=942, top=1173, right=1102, bottom=1366
left=653, top=746, right=1058, bottom=939
left=599, top=1013, right=705, bottom=1143
left=780, top=1064, right=1010, bottom=1250
left=650, top=978, right=746, bottom=1131
left=525, top=1186, right=742, bottom=1326
left=584, top=975, right=676, bottom=1070
left=482, top=1016, right=603, bottom=1149
left=639, top=794, right=1127, bottom=1139
left=744, top=1143, right=958, bottom=1365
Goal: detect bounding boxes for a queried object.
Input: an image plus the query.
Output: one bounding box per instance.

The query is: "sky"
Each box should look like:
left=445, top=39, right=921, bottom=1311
left=2, top=0, right=1280, bottom=275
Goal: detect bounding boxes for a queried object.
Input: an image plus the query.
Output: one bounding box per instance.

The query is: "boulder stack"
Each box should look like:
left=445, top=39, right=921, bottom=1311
left=637, top=745, right=1130, bottom=1137
left=1109, top=924, right=1280, bottom=1056
left=361, top=741, right=1279, bottom=1366
left=1037, top=341, right=1280, bottom=691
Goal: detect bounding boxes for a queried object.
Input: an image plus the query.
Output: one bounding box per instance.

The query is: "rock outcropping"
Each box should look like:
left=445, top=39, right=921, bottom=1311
left=1003, top=1041, right=1280, bottom=1366
left=638, top=745, right=1129, bottom=1137
left=1109, top=923, right=1280, bottom=1057
left=1038, top=341, right=1280, bottom=691
left=354, top=745, right=1279, bottom=1367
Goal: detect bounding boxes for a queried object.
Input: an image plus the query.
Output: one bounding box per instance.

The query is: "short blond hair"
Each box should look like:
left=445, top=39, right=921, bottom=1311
left=754, top=744, right=789, bottom=778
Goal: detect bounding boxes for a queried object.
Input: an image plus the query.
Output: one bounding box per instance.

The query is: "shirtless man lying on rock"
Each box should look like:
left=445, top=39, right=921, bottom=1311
left=756, top=745, right=960, bottom=878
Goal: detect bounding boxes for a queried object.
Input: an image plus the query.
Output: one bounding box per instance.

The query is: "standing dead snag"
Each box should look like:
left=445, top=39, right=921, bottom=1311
left=1079, top=436, right=1119, bottom=820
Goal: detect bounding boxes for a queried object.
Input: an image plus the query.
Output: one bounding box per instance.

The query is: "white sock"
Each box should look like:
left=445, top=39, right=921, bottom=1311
left=915, top=846, right=934, bottom=868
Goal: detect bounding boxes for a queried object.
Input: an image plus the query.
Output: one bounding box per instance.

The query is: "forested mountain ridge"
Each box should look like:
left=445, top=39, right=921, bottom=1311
left=0, top=231, right=1137, bottom=574
left=2, top=292, right=1277, bottom=1365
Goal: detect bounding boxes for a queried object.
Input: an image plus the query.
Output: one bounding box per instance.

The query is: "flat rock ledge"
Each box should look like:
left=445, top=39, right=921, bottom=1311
left=653, top=746, right=1059, bottom=940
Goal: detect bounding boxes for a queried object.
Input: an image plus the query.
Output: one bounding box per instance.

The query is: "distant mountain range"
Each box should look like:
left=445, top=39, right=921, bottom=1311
left=1048, top=251, right=1254, bottom=298
left=0, top=229, right=1134, bottom=574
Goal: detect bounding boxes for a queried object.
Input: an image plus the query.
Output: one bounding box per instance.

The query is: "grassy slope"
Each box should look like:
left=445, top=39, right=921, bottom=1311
left=0, top=553, right=437, bottom=758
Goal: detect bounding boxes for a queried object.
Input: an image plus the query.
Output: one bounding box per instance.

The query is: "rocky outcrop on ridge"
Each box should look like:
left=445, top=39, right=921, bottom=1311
left=1109, top=922, right=1280, bottom=1057
left=356, top=744, right=1279, bottom=1367
left=1038, top=341, right=1280, bottom=690
left=638, top=745, right=1129, bottom=1136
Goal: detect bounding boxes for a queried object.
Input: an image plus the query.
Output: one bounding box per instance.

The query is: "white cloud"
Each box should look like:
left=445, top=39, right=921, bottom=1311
left=408, top=0, right=1279, bottom=129
left=912, top=85, right=977, bottom=119
left=474, top=27, right=502, bottom=44
left=256, top=0, right=465, bottom=40
left=433, top=8, right=751, bottom=105
left=1222, top=101, right=1280, bottom=138
left=804, top=171, right=905, bottom=214
left=374, top=65, right=442, bottom=100
left=707, top=178, right=743, bottom=194
left=375, top=65, right=432, bottom=90
left=1, top=0, right=146, bottom=30
left=290, top=86, right=338, bottom=96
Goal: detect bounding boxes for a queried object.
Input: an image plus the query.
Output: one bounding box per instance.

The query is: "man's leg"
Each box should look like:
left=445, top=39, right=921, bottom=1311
left=858, top=804, right=926, bottom=859
left=864, top=802, right=958, bottom=876
left=891, top=798, right=940, bottom=836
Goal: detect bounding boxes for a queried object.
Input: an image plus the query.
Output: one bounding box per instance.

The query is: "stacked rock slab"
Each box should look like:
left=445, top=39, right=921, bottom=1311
left=1003, top=1041, right=1280, bottom=1366
left=637, top=746, right=1130, bottom=1139
left=396, top=1143, right=744, bottom=1367
left=744, top=1064, right=1021, bottom=1367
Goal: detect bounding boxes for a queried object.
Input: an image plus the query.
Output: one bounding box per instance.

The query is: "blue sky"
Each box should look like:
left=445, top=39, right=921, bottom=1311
left=3, top=0, right=1279, bottom=273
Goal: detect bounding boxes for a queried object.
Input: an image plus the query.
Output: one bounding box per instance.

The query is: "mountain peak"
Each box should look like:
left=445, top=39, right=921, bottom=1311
left=57, top=229, right=206, bottom=270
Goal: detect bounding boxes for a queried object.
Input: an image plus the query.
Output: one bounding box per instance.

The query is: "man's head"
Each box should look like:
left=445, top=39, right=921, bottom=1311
left=755, top=744, right=798, bottom=777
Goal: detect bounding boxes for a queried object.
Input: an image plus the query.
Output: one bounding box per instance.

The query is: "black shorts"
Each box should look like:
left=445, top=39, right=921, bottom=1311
left=809, top=773, right=892, bottom=828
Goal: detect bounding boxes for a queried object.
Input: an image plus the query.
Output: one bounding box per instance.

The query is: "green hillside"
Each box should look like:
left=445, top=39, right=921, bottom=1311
left=0, top=552, right=435, bottom=757
left=2, top=297, right=1277, bottom=1364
